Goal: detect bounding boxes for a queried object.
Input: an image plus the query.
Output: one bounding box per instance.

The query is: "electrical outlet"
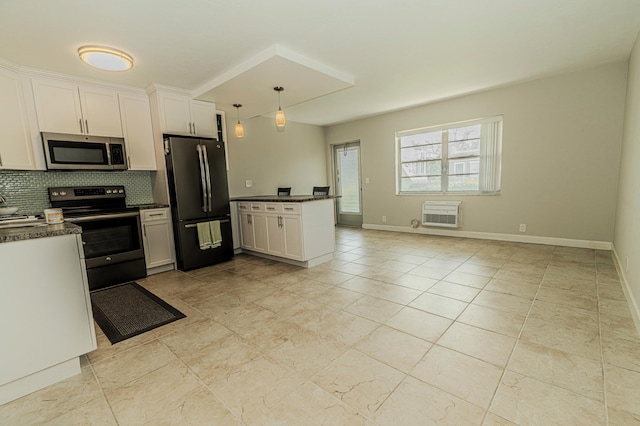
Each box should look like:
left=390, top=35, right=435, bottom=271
left=519, top=224, right=526, bottom=232
left=382, top=215, right=387, bottom=223
left=245, top=180, right=252, bottom=188
left=365, top=177, right=370, bottom=184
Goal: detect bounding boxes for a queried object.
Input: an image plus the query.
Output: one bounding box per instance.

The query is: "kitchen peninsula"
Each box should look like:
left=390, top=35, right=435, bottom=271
left=232, top=196, right=336, bottom=268
left=0, top=223, right=96, bottom=405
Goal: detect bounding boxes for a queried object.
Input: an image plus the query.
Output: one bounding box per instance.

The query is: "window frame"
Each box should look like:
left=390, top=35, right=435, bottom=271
left=396, top=116, right=502, bottom=195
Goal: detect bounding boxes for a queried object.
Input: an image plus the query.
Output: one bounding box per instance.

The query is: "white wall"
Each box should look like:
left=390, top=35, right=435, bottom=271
left=224, top=115, right=327, bottom=197
left=614, top=31, right=640, bottom=325
left=326, top=62, right=627, bottom=244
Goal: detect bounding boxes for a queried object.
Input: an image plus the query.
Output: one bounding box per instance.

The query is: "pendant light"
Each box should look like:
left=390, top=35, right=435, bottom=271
left=233, top=104, right=244, bottom=139
left=274, top=86, right=286, bottom=128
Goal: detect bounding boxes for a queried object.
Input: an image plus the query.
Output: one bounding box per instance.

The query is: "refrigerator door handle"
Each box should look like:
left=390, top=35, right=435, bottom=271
left=202, top=144, right=213, bottom=212
left=196, top=144, right=207, bottom=212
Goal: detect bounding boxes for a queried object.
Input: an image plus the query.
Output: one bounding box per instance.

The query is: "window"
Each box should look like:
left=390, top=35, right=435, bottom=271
left=396, top=116, right=502, bottom=194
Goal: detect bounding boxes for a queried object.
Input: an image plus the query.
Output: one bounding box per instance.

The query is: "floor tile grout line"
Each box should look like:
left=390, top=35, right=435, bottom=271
left=595, top=250, right=610, bottom=426
left=480, top=245, right=552, bottom=424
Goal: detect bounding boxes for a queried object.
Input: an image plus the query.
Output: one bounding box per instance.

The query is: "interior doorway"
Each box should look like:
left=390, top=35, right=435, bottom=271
left=333, top=141, right=363, bottom=227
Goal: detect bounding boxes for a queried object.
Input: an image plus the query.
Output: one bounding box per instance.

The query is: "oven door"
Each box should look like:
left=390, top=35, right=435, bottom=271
left=70, top=211, right=146, bottom=289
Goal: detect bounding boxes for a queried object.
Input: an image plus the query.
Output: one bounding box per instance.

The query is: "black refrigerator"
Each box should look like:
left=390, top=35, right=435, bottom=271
left=164, top=135, right=234, bottom=270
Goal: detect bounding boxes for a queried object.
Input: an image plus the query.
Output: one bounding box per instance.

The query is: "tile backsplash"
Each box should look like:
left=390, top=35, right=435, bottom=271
left=0, top=170, right=154, bottom=215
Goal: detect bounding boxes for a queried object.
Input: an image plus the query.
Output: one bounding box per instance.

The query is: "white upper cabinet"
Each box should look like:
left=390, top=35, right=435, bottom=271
left=0, top=68, right=35, bottom=170
left=32, top=78, right=123, bottom=137
left=157, top=92, right=217, bottom=138
left=118, top=93, right=157, bottom=170
left=189, top=100, right=217, bottom=137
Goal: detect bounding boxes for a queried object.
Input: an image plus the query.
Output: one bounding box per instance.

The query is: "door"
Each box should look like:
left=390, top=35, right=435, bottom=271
left=252, top=214, right=268, bottom=252
left=239, top=212, right=255, bottom=249
left=79, top=86, right=123, bottom=137
left=159, top=93, right=191, bottom=135
left=190, top=100, right=217, bottom=137
left=282, top=215, right=304, bottom=260
left=265, top=214, right=284, bottom=256
left=0, top=68, right=35, bottom=170
left=119, top=93, right=157, bottom=170
left=202, top=139, right=230, bottom=218
left=165, top=136, right=208, bottom=221
left=32, top=78, right=83, bottom=135
left=333, top=142, right=363, bottom=227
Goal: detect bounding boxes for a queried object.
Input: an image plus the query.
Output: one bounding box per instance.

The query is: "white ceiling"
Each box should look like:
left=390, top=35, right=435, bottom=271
left=1, top=0, right=639, bottom=126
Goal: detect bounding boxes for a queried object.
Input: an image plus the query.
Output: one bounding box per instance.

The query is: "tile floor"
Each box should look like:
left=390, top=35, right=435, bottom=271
left=2, top=227, right=640, bottom=425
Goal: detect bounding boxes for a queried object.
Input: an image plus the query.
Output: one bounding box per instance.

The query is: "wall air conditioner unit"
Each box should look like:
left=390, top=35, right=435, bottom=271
left=422, top=201, right=461, bottom=228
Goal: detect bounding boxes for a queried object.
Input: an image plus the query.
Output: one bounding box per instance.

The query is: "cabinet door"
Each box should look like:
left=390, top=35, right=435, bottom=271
left=239, top=212, right=255, bottom=249
left=142, top=220, right=174, bottom=268
left=265, top=215, right=284, bottom=256
left=119, top=93, right=157, bottom=170
left=159, top=93, right=191, bottom=135
left=79, top=86, right=122, bottom=137
left=252, top=213, right=268, bottom=252
left=0, top=69, right=35, bottom=170
left=282, top=215, right=304, bottom=260
left=190, top=100, right=217, bottom=137
left=32, top=78, right=83, bottom=134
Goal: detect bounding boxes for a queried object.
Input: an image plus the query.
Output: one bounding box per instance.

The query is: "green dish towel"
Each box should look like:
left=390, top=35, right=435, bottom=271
left=210, top=220, right=222, bottom=248
left=197, top=222, right=213, bottom=250
left=196, top=221, right=222, bottom=250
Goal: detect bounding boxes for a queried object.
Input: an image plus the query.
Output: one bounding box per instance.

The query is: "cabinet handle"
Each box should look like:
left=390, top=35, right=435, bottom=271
left=248, top=214, right=252, bottom=224
left=79, top=119, right=84, bottom=133
left=143, top=224, right=147, bottom=237
left=284, top=207, right=294, bottom=211
left=193, top=123, right=196, bottom=134
left=85, top=120, right=90, bottom=134
left=149, top=213, right=163, bottom=217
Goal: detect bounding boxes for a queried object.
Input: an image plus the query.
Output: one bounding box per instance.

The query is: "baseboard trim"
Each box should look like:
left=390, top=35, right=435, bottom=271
left=238, top=249, right=333, bottom=269
left=362, top=224, right=612, bottom=250
left=612, top=245, right=640, bottom=334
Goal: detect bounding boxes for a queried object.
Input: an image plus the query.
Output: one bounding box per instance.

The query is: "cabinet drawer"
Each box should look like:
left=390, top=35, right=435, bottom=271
left=250, top=202, right=265, bottom=212
left=237, top=202, right=250, bottom=211
left=281, top=203, right=301, bottom=214
left=264, top=203, right=281, bottom=213
left=142, top=208, right=169, bottom=222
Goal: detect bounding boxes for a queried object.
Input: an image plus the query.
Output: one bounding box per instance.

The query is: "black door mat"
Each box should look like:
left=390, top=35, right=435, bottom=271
left=91, top=282, right=185, bottom=344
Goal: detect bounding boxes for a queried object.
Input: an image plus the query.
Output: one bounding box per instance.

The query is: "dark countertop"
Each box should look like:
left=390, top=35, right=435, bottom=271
left=129, top=203, right=170, bottom=210
left=231, top=195, right=339, bottom=203
left=0, top=222, right=82, bottom=243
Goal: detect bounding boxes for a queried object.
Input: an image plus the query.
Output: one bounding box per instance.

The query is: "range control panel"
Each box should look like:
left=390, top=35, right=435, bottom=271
left=48, top=186, right=126, bottom=201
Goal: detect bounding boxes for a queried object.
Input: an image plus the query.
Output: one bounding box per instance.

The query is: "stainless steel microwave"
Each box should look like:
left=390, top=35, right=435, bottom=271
left=42, top=132, right=128, bottom=170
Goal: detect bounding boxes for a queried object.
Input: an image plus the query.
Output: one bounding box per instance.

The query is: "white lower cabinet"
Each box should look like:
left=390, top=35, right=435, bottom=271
left=0, top=233, right=97, bottom=405
left=237, top=199, right=334, bottom=267
left=141, top=208, right=176, bottom=274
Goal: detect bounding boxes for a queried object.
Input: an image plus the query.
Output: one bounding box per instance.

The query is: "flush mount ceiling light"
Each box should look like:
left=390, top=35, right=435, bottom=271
left=274, top=86, right=286, bottom=128
left=233, top=104, right=245, bottom=139
left=78, top=46, right=133, bottom=71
